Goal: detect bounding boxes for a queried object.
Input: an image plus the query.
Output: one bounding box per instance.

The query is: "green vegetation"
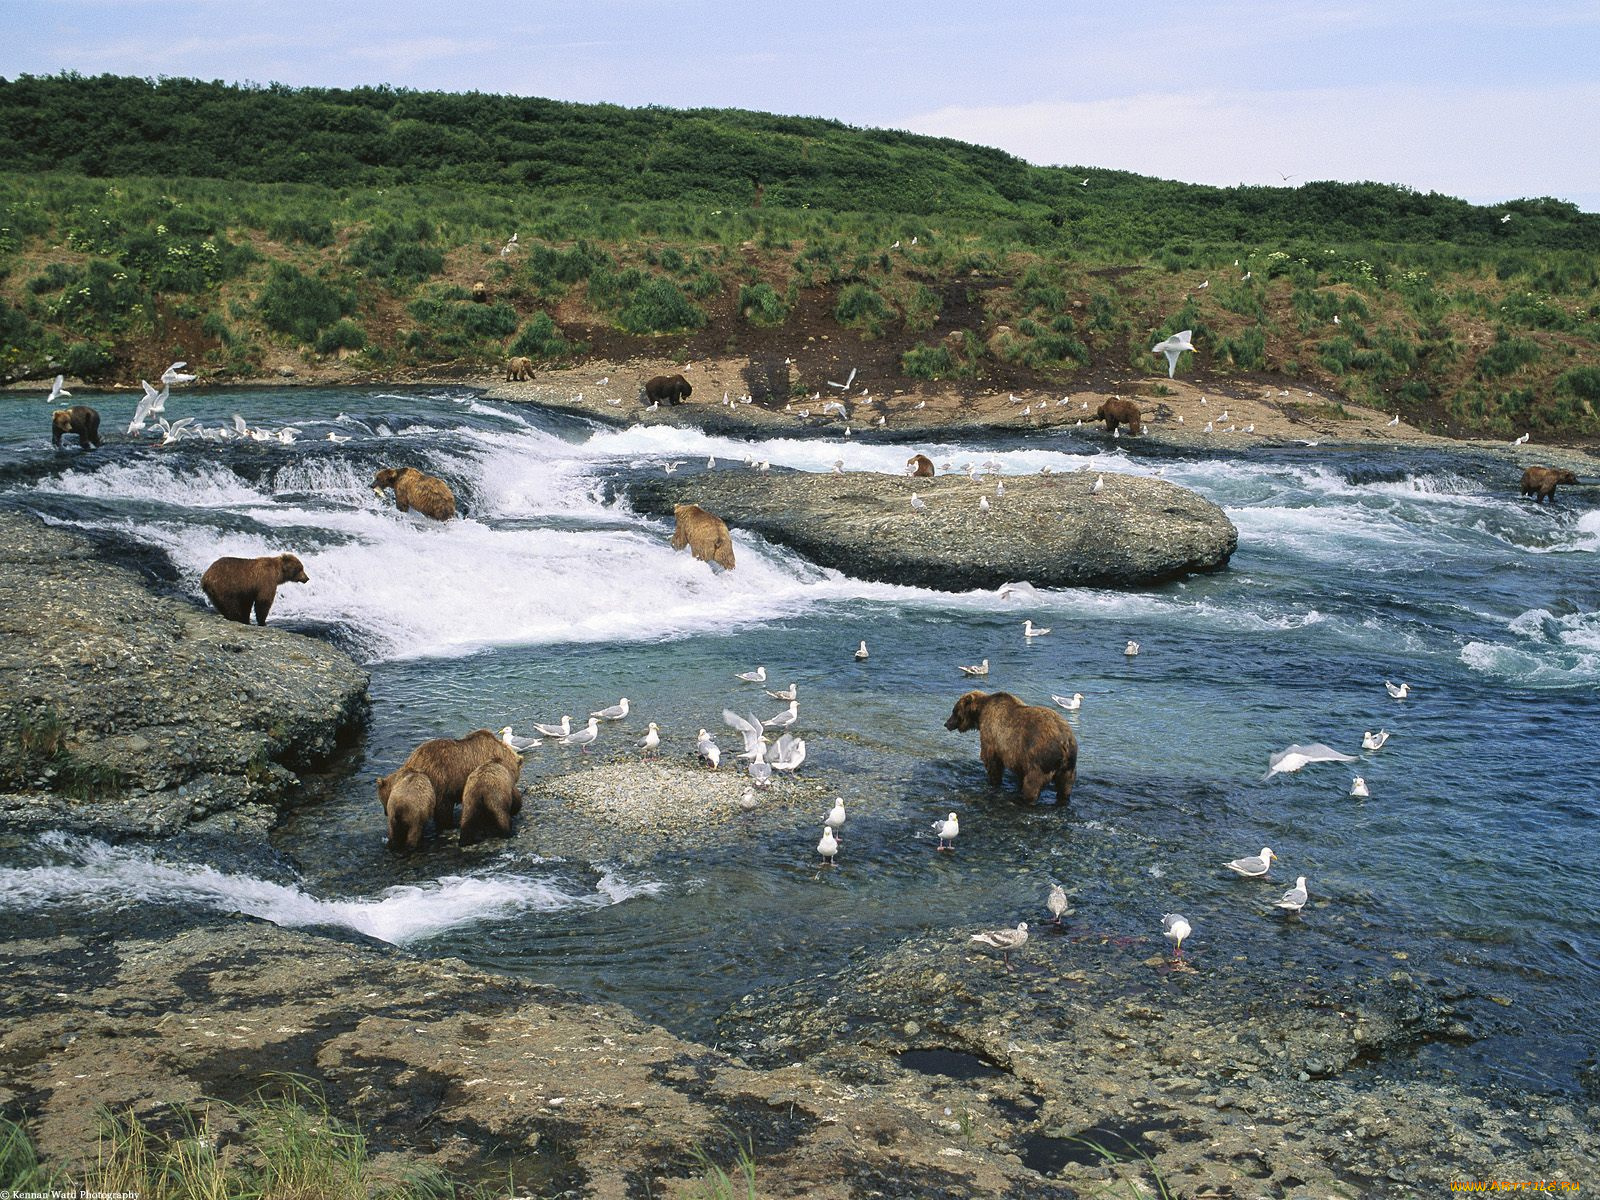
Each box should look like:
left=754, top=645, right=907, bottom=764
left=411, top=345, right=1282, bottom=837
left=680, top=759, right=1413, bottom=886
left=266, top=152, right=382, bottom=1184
left=1, top=73, right=1597, bottom=436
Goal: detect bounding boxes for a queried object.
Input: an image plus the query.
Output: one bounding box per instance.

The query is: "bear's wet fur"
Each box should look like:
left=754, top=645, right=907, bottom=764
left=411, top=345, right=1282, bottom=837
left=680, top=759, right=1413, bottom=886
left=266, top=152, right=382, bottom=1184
left=671, top=503, right=736, bottom=570
left=378, top=729, right=522, bottom=835
left=944, top=689, right=1079, bottom=804
left=373, top=466, right=457, bottom=521
left=460, top=760, right=522, bottom=845
left=200, top=553, right=310, bottom=625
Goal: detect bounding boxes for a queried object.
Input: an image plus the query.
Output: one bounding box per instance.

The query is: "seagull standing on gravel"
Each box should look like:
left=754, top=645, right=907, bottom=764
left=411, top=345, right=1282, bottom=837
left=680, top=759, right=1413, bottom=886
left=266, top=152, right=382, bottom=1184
left=696, top=728, right=722, bottom=770
left=591, top=698, right=629, bottom=721
left=933, top=812, right=960, bottom=851
left=910, top=493, right=926, bottom=515
left=559, top=717, right=601, bottom=753
left=638, top=722, right=661, bottom=759
left=1091, top=474, right=1104, bottom=494
left=970, top=922, right=1028, bottom=966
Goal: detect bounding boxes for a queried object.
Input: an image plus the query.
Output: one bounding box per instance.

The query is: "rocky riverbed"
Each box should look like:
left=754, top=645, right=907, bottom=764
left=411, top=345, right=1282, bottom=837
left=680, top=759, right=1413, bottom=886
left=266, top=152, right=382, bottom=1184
left=631, top=468, right=1238, bottom=590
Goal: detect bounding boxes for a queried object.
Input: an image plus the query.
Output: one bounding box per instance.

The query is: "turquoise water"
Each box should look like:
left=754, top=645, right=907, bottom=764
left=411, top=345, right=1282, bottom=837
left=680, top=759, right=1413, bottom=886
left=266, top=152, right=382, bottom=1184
left=1, top=385, right=1595, bottom=1093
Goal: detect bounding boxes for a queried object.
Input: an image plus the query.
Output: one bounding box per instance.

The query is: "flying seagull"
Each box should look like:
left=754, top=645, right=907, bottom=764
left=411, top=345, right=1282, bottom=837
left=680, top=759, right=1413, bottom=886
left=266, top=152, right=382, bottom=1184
left=1151, top=330, right=1195, bottom=378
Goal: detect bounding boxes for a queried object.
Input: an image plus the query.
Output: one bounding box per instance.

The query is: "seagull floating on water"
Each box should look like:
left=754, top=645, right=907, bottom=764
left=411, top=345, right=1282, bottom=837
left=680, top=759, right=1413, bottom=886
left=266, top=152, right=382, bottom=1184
left=1151, top=329, right=1195, bottom=378
left=1385, top=681, right=1410, bottom=699
left=1350, top=776, right=1370, bottom=798
left=970, top=922, right=1028, bottom=966
left=1124, top=640, right=1140, bottom=657
left=1276, top=876, right=1309, bottom=915
left=591, top=698, right=629, bottom=721
left=958, top=659, right=989, bottom=677
left=855, top=640, right=869, bottom=661
left=498, top=726, right=542, bottom=752
left=763, top=700, right=799, bottom=729
left=1224, top=847, right=1276, bottom=878
left=766, top=683, right=797, bottom=701
left=735, top=666, right=767, bottom=684
left=1162, top=913, right=1192, bottom=960
left=1362, top=730, right=1390, bottom=751
left=1052, top=693, right=1083, bottom=712
left=326, top=432, right=350, bottom=443
left=933, top=812, right=960, bottom=850
left=1024, top=619, right=1050, bottom=638
left=1263, top=742, right=1357, bottom=778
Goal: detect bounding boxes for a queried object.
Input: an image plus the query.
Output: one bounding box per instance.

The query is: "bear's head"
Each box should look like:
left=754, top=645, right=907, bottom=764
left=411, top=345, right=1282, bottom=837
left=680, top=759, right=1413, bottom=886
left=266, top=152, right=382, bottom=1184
left=944, top=690, right=990, bottom=732
left=710, top=534, right=736, bottom=571
left=51, top=409, right=73, bottom=432
left=674, top=375, right=692, bottom=397
left=275, top=553, right=310, bottom=584
left=1556, top=469, right=1579, bottom=485
left=372, top=468, right=400, bottom=491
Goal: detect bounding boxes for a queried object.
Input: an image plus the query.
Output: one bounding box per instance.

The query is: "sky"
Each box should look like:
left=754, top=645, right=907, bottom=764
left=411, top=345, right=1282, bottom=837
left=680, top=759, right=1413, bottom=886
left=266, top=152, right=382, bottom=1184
left=4, top=0, right=1596, bottom=212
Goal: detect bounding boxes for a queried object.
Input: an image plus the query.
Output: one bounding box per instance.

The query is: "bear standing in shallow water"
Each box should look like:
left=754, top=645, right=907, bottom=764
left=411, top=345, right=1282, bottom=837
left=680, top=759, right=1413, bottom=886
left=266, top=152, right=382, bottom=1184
left=670, top=503, right=736, bottom=569
left=944, top=689, right=1079, bottom=804
left=52, top=406, right=102, bottom=449
left=378, top=729, right=523, bottom=837
left=200, top=553, right=310, bottom=625
left=373, top=466, right=457, bottom=521
left=1520, top=465, right=1579, bottom=504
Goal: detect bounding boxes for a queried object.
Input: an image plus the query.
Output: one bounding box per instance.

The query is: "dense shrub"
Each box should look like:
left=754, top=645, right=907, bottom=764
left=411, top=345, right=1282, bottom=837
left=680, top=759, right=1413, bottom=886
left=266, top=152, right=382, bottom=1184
left=256, top=263, right=354, bottom=342
left=902, top=342, right=955, bottom=379
left=835, top=283, right=891, bottom=335
left=347, top=219, right=444, bottom=287
left=314, top=319, right=366, bottom=354
left=616, top=277, right=706, bottom=334
left=509, top=311, right=580, bottom=360
left=738, top=282, right=787, bottom=326
left=1475, top=329, right=1541, bottom=378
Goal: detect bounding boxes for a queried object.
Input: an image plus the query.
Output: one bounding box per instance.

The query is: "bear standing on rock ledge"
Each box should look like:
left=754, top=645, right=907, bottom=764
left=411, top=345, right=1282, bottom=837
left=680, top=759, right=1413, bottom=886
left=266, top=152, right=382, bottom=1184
left=644, top=374, right=693, bottom=406
left=1094, top=397, right=1143, bottom=435
left=945, top=689, right=1079, bottom=804
left=200, top=553, right=310, bottom=625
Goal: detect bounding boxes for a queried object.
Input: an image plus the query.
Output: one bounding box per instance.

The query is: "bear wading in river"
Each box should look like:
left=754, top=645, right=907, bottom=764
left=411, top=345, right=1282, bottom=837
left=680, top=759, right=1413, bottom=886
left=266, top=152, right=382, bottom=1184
left=373, top=466, right=457, bottom=521
left=378, top=729, right=523, bottom=836
left=670, top=503, right=736, bottom=570
left=944, top=689, right=1079, bottom=804
left=52, top=406, right=102, bottom=449
left=382, top=768, right=437, bottom=852
left=200, top=553, right=310, bottom=625
left=460, top=760, right=522, bottom=845
left=1520, top=465, right=1579, bottom=504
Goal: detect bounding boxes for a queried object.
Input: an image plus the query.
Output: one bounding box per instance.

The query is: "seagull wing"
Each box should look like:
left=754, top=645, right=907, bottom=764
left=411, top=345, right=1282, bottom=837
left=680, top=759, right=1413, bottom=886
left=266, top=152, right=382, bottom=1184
left=722, top=709, right=764, bottom=757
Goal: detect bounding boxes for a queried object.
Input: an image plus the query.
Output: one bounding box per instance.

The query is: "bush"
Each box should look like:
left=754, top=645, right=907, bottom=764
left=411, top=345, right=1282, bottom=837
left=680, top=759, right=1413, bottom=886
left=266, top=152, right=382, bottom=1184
left=315, top=319, right=366, bottom=354
left=267, top=213, right=335, bottom=247
left=1220, top=326, right=1267, bottom=370
left=509, top=311, right=580, bottom=360
left=1475, top=329, right=1541, bottom=378
left=902, top=342, right=955, bottom=379
left=347, top=219, right=444, bottom=287
left=257, top=264, right=354, bottom=342
left=61, top=339, right=117, bottom=377
left=738, top=282, right=787, bottom=326
left=616, top=277, right=706, bottom=334
left=1555, top=366, right=1600, bottom=402
left=835, top=283, right=891, bottom=334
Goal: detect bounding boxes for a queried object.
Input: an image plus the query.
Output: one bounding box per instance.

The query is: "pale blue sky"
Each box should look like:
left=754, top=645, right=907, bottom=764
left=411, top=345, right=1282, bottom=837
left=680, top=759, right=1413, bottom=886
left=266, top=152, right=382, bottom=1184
left=6, top=1, right=1596, bottom=211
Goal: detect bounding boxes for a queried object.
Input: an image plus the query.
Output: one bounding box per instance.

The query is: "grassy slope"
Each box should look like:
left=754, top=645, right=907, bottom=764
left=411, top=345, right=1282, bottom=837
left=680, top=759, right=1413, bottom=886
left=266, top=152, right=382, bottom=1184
left=1, top=74, right=1597, bottom=436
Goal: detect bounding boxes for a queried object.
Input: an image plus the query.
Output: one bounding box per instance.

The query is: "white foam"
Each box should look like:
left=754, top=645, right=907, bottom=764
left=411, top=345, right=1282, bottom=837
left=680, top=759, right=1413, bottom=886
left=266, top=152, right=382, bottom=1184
left=1460, top=606, right=1600, bottom=685
left=0, top=834, right=661, bottom=945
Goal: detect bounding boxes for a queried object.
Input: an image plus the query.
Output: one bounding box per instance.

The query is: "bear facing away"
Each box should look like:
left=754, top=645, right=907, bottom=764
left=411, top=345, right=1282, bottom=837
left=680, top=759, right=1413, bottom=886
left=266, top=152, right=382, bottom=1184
left=52, top=406, right=102, bottom=449
left=670, top=503, right=736, bottom=570
left=200, top=553, right=310, bottom=625
left=378, top=729, right=522, bottom=835
left=1520, top=465, right=1579, bottom=503
left=373, top=466, right=457, bottom=521
left=382, top=768, right=437, bottom=852
left=944, top=689, right=1079, bottom=804
left=460, top=760, right=522, bottom=845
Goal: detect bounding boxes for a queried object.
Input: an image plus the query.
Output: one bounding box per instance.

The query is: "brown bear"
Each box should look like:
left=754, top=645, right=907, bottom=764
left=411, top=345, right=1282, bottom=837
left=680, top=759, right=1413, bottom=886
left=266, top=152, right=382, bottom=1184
left=907, top=453, right=935, bottom=477
left=944, top=689, right=1079, bottom=804
left=200, top=553, right=310, bottom=625
left=472, top=281, right=489, bottom=303
left=506, top=356, right=535, bottom=381
left=1521, top=465, right=1579, bottom=503
left=644, top=374, right=693, bottom=406
left=1094, top=398, right=1143, bottom=435
left=670, top=503, right=736, bottom=570
left=373, top=466, right=457, bottom=521
left=381, top=768, right=437, bottom=852
left=52, top=406, right=102, bottom=449
left=378, top=729, right=522, bottom=834
left=460, top=760, right=523, bottom=845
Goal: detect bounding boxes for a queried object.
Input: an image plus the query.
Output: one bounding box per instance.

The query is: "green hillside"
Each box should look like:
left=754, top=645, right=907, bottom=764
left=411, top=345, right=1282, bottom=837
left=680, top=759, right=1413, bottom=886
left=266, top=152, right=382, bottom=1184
left=2, top=73, right=1597, bottom=435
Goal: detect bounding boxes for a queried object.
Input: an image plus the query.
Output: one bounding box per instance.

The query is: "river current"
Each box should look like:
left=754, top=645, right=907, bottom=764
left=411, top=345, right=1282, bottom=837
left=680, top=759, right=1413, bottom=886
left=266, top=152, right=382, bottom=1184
left=1, top=386, right=1594, bottom=1096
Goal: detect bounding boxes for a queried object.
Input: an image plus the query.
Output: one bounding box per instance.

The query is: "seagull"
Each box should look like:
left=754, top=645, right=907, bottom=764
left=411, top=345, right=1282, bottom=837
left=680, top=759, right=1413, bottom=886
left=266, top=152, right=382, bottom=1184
left=498, top=726, right=542, bottom=752
left=156, top=416, right=196, bottom=445
left=735, top=666, right=767, bottom=684
left=1162, top=913, right=1192, bottom=960
left=1333, top=314, right=1341, bottom=325
left=1387, top=414, right=1400, bottom=427
left=1024, top=620, right=1051, bottom=638
left=128, top=379, right=169, bottom=433
left=1052, top=693, right=1083, bottom=711
left=979, top=495, right=991, bottom=514
left=1350, top=776, right=1370, bottom=798
left=696, top=729, right=722, bottom=770
left=47, top=375, right=70, bottom=402
left=723, top=709, right=768, bottom=762
left=160, top=361, right=196, bottom=385
left=1091, top=474, right=1104, bottom=494
left=958, top=659, right=989, bottom=677
left=970, top=922, right=1028, bottom=966
left=707, top=455, right=716, bottom=468
left=995, top=480, right=1005, bottom=499
left=827, top=367, right=858, bottom=390
left=1195, top=280, right=1209, bottom=290
left=501, top=232, right=518, bottom=257
left=1276, top=876, right=1309, bottom=915
left=232, top=413, right=249, bottom=437
left=638, top=722, right=661, bottom=759
left=770, top=733, right=806, bottom=772
left=1362, top=730, right=1390, bottom=751
left=998, top=581, right=1038, bottom=602
left=933, top=812, right=960, bottom=850
left=1124, top=640, right=1140, bottom=657
left=824, top=798, right=846, bottom=840
left=1224, top=847, right=1276, bottom=878
left=326, top=432, right=350, bottom=443
left=531, top=715, right=571, bottom=738
left=1263, top=742, right=1357, bottom=778
left=763, top=700, right=799, bottom=729
left=1512, top=432, right=1529, bottom=445
left=739, top=788, right=758, bottom=811
left=559, top=717, right=601, bottom=752
left=1151, top=329, right=1195, bottom=378
left=908, top=492, right=927, bottom=515
left=766, top=683, right=797, bottom=701
left=590, top=698, right=629, bottom=721
left=855, top=640, right=869, bottom=661
left=817, top=826, right=839, bottom=865
left=749, top=758, right=773, bottom=788
left=832, top=459, right=845, bottom=474
left=1385, top=681, right=1410, bottom=699
left=1047, top=885, right=1072, bottom=925
left=1501, top=213, right=1511, bottom=224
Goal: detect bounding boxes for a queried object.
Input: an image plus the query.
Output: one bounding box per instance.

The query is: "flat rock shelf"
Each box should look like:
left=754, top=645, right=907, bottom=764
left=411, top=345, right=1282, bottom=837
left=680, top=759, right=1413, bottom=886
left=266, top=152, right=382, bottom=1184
left=632, top=469, right=1239, bottom=591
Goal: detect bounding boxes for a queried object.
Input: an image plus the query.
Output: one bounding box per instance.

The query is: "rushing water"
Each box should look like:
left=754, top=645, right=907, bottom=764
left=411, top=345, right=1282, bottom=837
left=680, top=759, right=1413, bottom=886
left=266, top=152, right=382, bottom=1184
left=1, top=386, right=1595, bottom=1094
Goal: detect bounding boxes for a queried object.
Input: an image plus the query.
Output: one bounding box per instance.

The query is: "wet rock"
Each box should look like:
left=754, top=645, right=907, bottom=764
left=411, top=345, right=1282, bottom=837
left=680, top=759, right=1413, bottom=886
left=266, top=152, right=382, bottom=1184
left=631, top=469, right=1237, bottom=591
